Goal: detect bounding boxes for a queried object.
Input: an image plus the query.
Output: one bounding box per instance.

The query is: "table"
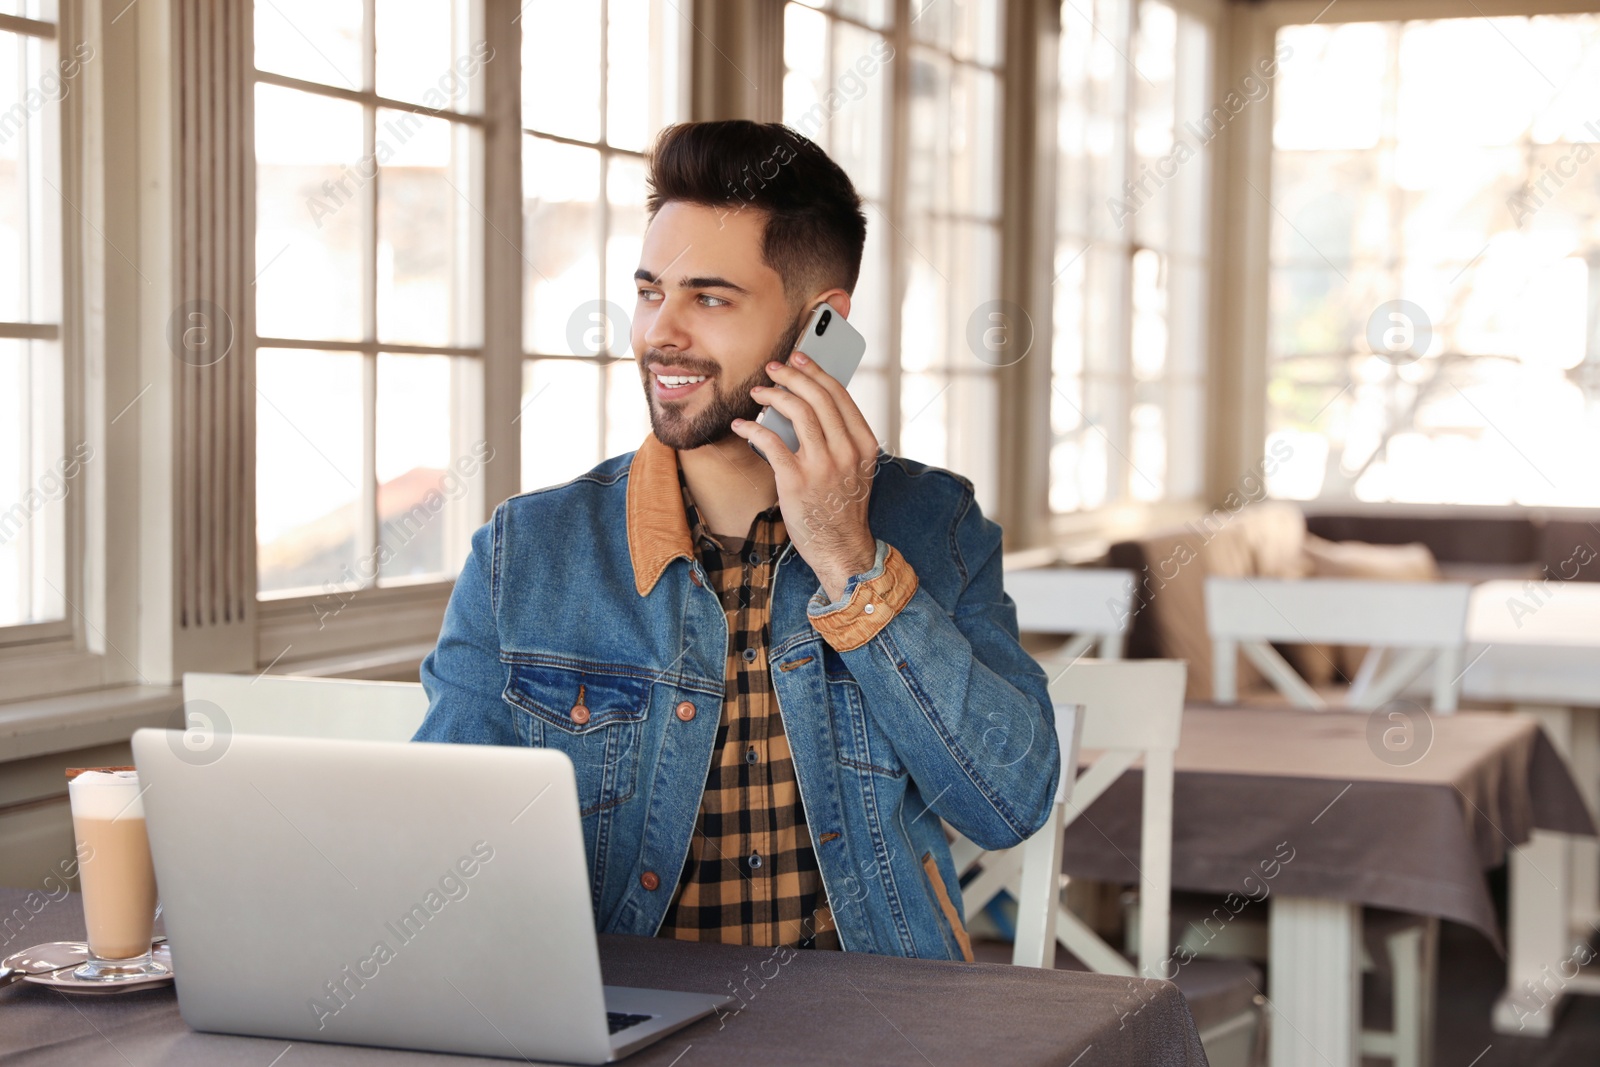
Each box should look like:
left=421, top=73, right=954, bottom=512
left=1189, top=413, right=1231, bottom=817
left=1060, top=706, right=1594, bottom=1067
left=1462, top=578, right=1600, bottom=1034
left=0, top=889, right=1207, bottom=1066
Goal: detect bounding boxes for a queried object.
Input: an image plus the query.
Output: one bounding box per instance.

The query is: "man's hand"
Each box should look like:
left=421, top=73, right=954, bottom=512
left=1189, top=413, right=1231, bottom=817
left=730, top=350, right=879, bottom=601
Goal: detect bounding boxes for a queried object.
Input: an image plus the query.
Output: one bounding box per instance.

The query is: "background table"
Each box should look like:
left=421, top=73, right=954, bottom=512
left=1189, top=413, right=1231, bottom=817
left=1462, top=578, right=1600, bottom=1032
left=0, top=888, right=1206, bottom=1066
left=1060, top=706, right=1594, bottom=1066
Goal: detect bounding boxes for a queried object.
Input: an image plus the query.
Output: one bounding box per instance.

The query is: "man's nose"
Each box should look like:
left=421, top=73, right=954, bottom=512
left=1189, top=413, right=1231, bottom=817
left=643, top=293, right=692, bottom=353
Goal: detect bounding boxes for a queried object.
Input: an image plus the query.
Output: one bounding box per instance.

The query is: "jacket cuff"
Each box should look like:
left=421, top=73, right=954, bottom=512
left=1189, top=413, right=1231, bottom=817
left=807, top=542, right=918, bottom=652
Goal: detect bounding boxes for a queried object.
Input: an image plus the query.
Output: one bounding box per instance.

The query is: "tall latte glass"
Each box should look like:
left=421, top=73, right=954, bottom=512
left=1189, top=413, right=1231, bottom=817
left=68, top=770, right=168, bottom=981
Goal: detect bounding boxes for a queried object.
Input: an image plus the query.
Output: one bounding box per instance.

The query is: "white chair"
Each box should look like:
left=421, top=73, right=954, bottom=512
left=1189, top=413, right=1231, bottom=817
left=1206, top=577, right=1472, bottom=712
left=180, top=672, right=430, bottom=742
left=1005, top=567, right=1135, bottom=661
left=957, top=659, right=1265, bottom=1066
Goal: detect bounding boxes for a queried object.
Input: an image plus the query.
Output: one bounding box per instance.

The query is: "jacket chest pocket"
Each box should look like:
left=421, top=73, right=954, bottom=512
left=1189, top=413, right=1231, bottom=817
left=501, top=660, right=648, bottom=817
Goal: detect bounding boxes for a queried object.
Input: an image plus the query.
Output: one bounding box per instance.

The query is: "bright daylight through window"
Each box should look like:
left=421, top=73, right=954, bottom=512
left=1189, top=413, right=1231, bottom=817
left=254, top=0, right=486, bottom=597
left=1050, top=0, right=1212, bottom=514
left=0, top=7, right=69, bottom=630
left=517, top=0, right=684, bottom=493
left=1266, top=15, right=1600, bottom=507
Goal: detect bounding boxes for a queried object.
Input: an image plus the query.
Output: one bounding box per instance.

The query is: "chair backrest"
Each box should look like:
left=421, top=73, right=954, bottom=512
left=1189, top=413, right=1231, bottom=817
left=1011, top=658, right=1186, bottom=979
left=1205, top=577, right=1471, bottom=712
left=1005, top=567, right=1135, bottom=660
left=180, top=673, right=430, bottom=742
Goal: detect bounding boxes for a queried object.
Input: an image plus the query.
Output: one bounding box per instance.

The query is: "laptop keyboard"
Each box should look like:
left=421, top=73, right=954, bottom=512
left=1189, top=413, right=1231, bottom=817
left=607, top=1011, right=654, bottom=1035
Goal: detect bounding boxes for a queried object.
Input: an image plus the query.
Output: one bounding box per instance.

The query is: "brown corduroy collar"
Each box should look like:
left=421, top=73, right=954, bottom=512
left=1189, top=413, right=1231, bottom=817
left=626, top=433, right=696, bottom=597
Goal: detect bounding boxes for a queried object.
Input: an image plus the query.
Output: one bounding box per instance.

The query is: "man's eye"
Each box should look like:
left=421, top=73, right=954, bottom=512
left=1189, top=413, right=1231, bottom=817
left=638, top=289, right=662, bottom=303
left=699, top=295, right=729, bottom=308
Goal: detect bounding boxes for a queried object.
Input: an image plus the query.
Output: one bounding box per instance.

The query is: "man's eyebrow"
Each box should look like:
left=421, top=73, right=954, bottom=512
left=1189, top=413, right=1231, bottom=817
left=633, top=268, right=751, bottom=296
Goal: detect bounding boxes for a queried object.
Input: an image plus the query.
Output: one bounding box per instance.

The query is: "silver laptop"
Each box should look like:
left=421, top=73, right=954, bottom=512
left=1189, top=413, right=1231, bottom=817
left=131, top=729, right=732, bottom=1064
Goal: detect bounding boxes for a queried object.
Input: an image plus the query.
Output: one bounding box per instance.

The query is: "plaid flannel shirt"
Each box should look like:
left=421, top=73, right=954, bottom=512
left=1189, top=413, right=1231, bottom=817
left=655, top=466, right=840, bottom=950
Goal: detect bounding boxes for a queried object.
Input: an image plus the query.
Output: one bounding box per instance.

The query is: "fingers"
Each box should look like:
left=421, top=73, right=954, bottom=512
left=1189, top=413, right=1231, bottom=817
left=759, top=360, right=850, bottom=448
left=780, top=351, right=879, bottom=457
left=752, top=384, right=830, bottom=452
left=729, top=417, right=798, bottom=475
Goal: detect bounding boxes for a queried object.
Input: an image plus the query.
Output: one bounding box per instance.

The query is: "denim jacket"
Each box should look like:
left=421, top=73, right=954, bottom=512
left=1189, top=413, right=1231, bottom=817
left=413, top=434, right=1060, bottom=960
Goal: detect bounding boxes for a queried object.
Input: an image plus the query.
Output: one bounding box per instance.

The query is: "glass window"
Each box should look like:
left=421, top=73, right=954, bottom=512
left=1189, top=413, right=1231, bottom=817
left=0, top=11, right=69, bottom=629
left=254, top=1, right=488, bottom=597
left=1050, top=0, right=1212, bottom=513
left=782, top=0, right=1003, bottom=512
left=1265, top=15, right=1600, bottom=506
left=783, top=1, right=895, bottom=451
left=520, top=0, right=686, bottom=492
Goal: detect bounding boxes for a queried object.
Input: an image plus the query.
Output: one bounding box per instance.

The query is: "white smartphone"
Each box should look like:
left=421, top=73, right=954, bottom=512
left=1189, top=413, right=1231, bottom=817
left=752, top=302, right=867, bottom=459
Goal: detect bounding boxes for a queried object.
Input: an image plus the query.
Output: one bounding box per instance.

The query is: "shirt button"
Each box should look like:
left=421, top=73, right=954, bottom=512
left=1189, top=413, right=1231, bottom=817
left=569, top=704, right=591, bottom=725
left=748, top=552, right=761, bottom=566
left=675, top=701, right=696, bottom=722
left=742, top=648, right=758, bottom=663
left=747, top=852, right=763, bottom=870
left=746, top=747, right=759, bottom=765
left=640, top=870, right=660, bottom=891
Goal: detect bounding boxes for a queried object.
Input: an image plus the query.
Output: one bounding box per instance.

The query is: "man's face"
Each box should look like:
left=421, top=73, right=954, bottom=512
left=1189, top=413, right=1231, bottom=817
left=632, top=202, right=805, bottom=451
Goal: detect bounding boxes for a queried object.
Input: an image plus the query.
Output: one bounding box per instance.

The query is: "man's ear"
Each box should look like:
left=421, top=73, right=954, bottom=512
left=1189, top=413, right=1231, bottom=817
left=812, top=288, right=852, bottom=321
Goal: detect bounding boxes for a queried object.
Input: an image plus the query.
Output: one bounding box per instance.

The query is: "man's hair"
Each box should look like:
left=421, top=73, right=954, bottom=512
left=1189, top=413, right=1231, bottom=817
left=644, top=120, right=868, bottom=302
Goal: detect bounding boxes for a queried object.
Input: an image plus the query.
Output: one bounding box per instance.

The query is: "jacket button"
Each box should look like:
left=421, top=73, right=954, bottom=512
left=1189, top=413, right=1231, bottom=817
left=640, top=870, right=660, bottom=891
left=570, top=704, right=591, bottom=725
left=690, top=570, right=703, bottom=587
left=675, top=701, right=696, bottom=722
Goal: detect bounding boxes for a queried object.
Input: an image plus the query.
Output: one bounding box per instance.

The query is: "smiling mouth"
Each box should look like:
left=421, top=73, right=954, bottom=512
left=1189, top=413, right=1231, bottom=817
left=651, top=371, right=711, bottom=399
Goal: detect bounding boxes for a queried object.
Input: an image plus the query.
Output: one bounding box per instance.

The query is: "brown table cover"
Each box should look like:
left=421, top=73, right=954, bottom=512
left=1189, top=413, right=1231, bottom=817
left=0, top=888, right=1206, bottom=1066
left=1063, top=706, right=1596, bottom=951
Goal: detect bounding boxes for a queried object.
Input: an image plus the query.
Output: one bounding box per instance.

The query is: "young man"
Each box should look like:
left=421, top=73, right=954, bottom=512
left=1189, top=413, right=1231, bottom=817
left=414, top=120, right=1058, bottom=961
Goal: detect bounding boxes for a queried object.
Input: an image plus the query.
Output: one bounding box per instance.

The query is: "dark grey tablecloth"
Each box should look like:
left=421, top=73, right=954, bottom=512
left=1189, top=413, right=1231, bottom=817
left=0, top=889, right=1207, bottom=1066
left=1063, top=707, right=1596, bottom=951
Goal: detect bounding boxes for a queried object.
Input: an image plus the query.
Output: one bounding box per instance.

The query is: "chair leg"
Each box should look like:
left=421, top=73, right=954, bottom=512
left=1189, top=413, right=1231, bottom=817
left=1358, top=918, right=1438, bottom=1067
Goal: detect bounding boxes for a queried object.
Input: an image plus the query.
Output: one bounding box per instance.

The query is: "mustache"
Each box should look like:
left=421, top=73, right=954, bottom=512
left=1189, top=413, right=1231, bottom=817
left=643, top=351, right=720, bottom=376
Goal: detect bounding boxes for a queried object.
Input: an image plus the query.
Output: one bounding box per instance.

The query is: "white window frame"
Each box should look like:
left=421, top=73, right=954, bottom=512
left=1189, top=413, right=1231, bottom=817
left=0, top=1, right=148, bottom=705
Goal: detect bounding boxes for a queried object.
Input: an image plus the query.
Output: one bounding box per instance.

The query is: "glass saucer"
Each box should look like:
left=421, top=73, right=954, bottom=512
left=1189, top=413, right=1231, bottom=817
left=14, top=941, right=174, bottom=994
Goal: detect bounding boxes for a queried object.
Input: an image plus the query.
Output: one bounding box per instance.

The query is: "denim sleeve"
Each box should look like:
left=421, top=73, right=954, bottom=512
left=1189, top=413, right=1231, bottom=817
left=831, top=493, right=1060, bottom=851
left=413, top=513, right=519, bottom=746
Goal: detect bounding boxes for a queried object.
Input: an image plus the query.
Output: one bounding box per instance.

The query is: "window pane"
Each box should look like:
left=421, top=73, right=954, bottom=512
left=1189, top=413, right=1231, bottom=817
left=254, top=0, right=364, bottom=91
left=1266, top=14, right=1600, bottom=507
left=901, top=371, right=949, bottom=470
left=377, top=110, right=481, bottom=347
left=521, top=359, right=602, bottom=491
left=827, top=21, right=891, bottom=201
left=607, top=0, right=685, bottom=152
left=524, top=136, right=601, bottom=354
left=605, top=359, right=651, bottom=458
left=0, top=30, right=25, bottom=324
left=948, top=372, right=999, bottom=513
left=257, top=350, right=364, bottom=596
left=0, top=337, right=65, bottom=627
left=376, top=0, right=481, bottom=112
left=376, top=354, right=484, bottom=584
left=521, top=0, right=601, bottom=142
left=784, top=3, right=831, bottom=150
left=255, top=85, right=364, bottom=340
left=832, top=0, right=891, bottom=29
left=604, top=154, right=646, bottom=359
left=1, top=32, right=62, bottom=325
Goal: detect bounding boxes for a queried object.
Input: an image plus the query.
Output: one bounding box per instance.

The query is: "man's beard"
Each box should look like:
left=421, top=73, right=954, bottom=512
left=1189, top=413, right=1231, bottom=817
left=640, top=312, right=808, bottom=451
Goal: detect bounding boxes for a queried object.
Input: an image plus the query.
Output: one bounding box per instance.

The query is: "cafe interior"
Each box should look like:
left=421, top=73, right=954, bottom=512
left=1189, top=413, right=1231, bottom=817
left=5, top=0, right=1600, bottom=1064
